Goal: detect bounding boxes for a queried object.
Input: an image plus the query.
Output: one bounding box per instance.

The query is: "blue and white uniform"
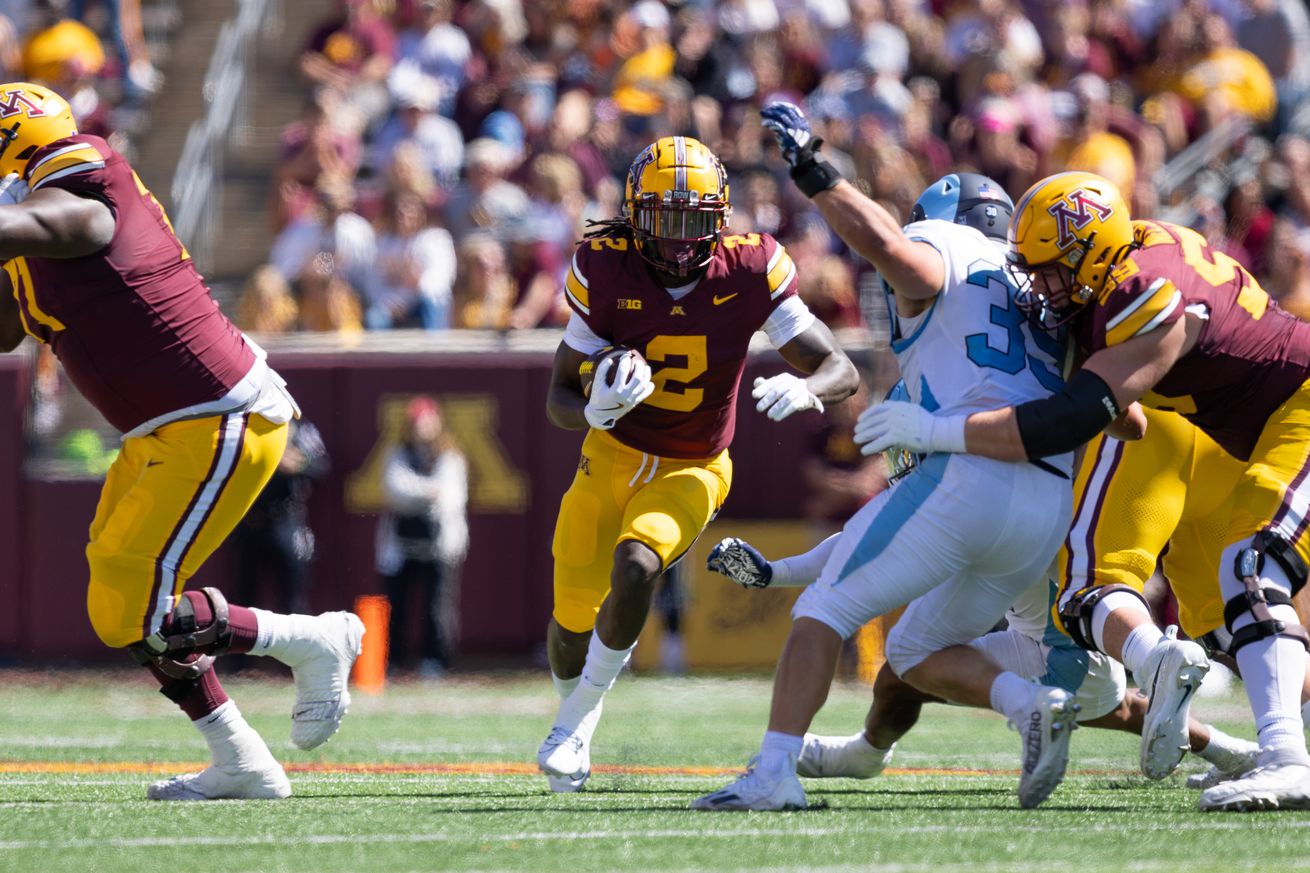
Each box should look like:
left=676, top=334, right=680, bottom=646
left=794, top=220, right=1075, bottom=665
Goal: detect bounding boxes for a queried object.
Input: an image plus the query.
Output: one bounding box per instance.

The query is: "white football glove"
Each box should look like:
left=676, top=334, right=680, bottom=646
left=753, top=373, right=824, bottom=422
left=584, top=353, right=655, bottom=430
left=853, top=400, right=968, bottom=456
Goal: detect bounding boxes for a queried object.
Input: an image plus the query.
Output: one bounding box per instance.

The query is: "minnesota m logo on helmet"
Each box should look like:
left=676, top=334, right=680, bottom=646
left=1047, top=188, right=1114, bottom=251
left=0, top=89, right=46, bottom=119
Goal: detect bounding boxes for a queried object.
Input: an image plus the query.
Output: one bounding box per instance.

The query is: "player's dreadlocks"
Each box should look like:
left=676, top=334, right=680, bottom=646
left=580, top=217, right=634, bottom=244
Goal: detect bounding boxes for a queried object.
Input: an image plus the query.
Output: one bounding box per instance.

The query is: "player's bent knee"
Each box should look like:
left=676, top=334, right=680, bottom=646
left=128, top=588, right=234, bottom=680
left=1057, top=583, right=1148, bottom=651
left=1223, top=530, right=1310, bottom=656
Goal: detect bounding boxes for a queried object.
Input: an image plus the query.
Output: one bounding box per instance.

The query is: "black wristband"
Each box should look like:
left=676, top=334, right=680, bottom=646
left=790, top=156, right=843, bottom=198
left=1014, top=369, right=1120, bottom=460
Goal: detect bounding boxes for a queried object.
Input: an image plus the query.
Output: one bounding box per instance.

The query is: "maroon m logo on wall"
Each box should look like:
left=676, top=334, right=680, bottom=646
left=0, top=91, right=45, bottom=120
left=1047, top=189, right=1113, bottom=249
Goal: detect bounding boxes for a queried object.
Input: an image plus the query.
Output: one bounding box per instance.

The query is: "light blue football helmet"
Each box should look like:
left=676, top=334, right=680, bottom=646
left=910, top=172, right=1014, bottom=241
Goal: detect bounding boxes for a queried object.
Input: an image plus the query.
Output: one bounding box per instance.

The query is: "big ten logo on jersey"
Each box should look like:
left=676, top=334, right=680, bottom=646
left=963, top=262, right=1064, bottom=391
left=617, top=298, right=643, bottom=310
left=346, top=394, right=529, bottom=514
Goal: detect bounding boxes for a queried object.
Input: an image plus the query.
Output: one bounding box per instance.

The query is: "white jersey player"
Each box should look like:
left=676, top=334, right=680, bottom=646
left=705, top=529, right=1260, bottom=786
left=693, top=101, right=1097, bottom=813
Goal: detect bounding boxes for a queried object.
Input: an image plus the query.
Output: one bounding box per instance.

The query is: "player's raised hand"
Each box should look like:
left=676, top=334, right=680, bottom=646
left=584, top=354, right=656, bottom=431
left=753, top=373, right=824, bottom=421
left=759, top=101, right=815, bottom=168
left=760, top=102, right=843, bottom=198
left=706, top=537, right=774, bottom=589
left=853, top=400, right=967, bottom=456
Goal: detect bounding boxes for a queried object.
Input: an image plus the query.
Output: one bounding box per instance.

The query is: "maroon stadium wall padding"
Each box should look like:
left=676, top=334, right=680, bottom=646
left=5, top=348, right=831, bottom=663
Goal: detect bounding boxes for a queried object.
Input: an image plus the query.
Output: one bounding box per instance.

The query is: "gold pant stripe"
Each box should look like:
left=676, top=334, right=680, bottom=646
left=143, top=413, right=248, bottom=638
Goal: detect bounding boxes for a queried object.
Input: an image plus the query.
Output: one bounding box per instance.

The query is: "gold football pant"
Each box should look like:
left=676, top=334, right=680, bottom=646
left=1056, top=408, right=1244, bottom=639
left=552, top=428, right=732, bottom=634
left=85, top=412, right=287, bottom=648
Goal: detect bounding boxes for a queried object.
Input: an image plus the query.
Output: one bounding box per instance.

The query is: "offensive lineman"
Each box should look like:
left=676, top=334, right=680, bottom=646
left=0, top=83, right=362, bottom=800
left=859, top=171, right=1310, bottom=811
left=692, top=104, right=1096, bottom=812
left=536, top=135, right=858, bottom=792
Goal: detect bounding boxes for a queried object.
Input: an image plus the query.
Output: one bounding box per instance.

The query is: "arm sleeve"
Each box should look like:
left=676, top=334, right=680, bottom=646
left=562, top=311, right=609, bottom=354
left=763, top=295, right=818, bottom=348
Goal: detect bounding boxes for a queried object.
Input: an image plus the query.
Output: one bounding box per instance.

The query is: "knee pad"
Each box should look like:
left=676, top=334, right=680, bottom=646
left=128, top=587, right=232, bottom=680
left=1057, top=583, right=1148, bottom=652
left=1225, top=530, right=1310, bottom=657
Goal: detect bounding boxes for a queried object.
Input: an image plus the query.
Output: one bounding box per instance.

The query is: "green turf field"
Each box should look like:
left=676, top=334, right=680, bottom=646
left=0, top=669, right=1305, bottom=873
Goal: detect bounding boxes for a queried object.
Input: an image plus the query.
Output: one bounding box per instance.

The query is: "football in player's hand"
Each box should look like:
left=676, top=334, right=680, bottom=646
left=580, top=346, right=644, bottom=398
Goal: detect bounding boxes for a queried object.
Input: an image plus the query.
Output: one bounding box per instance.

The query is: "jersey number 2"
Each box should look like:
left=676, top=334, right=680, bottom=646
left=644, top=335, right=707, bottom=412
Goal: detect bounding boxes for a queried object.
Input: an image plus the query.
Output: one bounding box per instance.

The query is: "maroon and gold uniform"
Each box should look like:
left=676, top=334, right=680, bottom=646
left=1056, top=219, right=1310, bottom=637
left=8, top=133, right=295, bottom=647
left=552, top=230, right=802, bottom=631
left=564, top=230, right=799, bottom=459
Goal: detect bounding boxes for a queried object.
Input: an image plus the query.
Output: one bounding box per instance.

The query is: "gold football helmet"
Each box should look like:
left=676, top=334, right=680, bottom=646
left=1008, top=171, right=1133, bottom=326
left=0, top=82, right=76, bottom=179
left=624, top=136, right=730, bottom=277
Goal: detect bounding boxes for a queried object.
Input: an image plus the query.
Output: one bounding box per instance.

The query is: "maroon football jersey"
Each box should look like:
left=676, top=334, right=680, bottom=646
left=1078, top=220, right=1310, bottom=460
left=565, top=231, right=799, bottom=458
left=9, top=134, right=256, bottom=434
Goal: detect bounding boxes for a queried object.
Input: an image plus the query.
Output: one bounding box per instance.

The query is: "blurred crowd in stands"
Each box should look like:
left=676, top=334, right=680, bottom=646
left=0, top=0, right=168, bottom=146
left=225, top=0, right=1309, bottom=336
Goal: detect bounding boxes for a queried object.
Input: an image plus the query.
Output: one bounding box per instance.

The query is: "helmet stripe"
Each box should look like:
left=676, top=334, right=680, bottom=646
left=673, top=136, right=687, bottom=193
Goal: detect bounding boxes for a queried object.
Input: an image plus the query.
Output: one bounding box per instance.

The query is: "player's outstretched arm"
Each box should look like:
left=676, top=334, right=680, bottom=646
left=546, top=342, right=591, bottom=431
left=760, top=101, right=943, bottom=300
left=0, top=187, right=115, bottom=259
left=0, top=270, right=22, bottom=351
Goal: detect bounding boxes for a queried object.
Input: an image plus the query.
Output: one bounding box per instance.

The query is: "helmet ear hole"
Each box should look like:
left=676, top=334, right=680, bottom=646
left=15, top=145, right=35, bottom=161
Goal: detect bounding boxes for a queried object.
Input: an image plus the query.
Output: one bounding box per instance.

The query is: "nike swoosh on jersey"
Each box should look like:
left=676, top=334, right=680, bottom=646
left=713, top=293, right=739, bottom=305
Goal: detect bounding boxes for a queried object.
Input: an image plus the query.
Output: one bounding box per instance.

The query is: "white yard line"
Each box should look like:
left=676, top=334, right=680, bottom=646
left=2, top=819, right=1308, bottom=851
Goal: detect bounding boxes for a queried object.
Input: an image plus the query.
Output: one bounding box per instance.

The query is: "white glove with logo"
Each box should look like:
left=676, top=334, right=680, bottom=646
left=753, top=373, right=824, bottom=422
left=584, top=353, right=655, bottom=430
left=853, top=400, right=968, bottom=456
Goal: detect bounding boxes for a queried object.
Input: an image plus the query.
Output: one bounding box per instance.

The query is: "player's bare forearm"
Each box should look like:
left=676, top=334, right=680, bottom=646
left=546, top=342, right=590, bottom=431
left=778, top=321, right=859, bottom=405
left=961, top=407, right=1030, bottom=461
left=0, top=270, right=23, bottom=351
left=0, top=188, right=115, bottom=259
left=812, top=181, right=943, bottom=300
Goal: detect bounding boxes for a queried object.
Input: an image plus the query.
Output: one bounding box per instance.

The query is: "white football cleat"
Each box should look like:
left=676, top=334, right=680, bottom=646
left=1187, top=741, right=1261, bottom=790
left=691, top=755, right=807, bottom=811
left=538, top=726, right=590, bottom=788
left=284, top=611, right=365, bottom=750
left=1016, top=686, right=1079, bottom=809
left=147, top=759, right=291, bottom=801
left=1198, top=762, right=1310, bottom=811
left=1138, top=626, right=1209, bottom=780
left=797, top=732, right=894, bottom=779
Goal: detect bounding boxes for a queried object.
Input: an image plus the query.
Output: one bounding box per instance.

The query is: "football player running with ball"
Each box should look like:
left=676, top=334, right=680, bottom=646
left=0, top=83, right=362, bottom=800
left=537, top=136, right=859, bottom=792
left=858, top=170, right=1310, bottom=811
left=694, top=104, right=1110, bottom=812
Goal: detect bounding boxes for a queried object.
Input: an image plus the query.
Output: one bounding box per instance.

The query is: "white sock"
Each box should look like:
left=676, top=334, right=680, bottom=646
left=248, top=608, right=319, bottom=664
left=552, top=672, right=581, bottom=700
left=771, top=534, right=841, bottom=588
left=758, top=730, right=803, bottom=772
left=1120, top=622, right=1166, bottom=678
left=1196, top=725, right=1253, bottom=765
left=847, top=732, right=889, bottom=758
left=552, top=634, right=635, bottom=735
left=193, top=700, right=273, bottom=769
left=1090, top=592, right=1154, bottom=657
left=989, top=671, right=1036, bottom=724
